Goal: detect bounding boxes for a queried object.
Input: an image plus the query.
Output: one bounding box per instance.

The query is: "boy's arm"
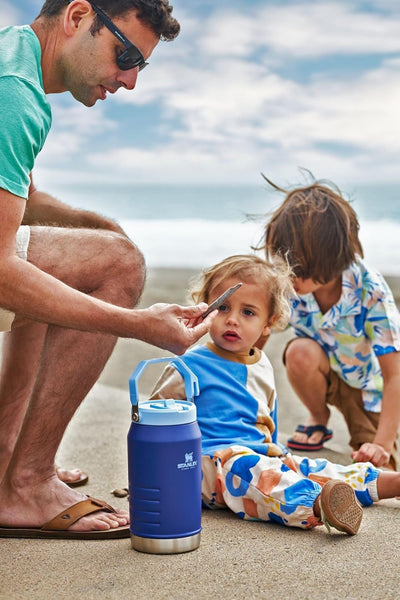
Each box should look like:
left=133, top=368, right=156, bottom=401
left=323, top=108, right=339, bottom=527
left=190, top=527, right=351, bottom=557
left=351, top=351, right=400, bottom=467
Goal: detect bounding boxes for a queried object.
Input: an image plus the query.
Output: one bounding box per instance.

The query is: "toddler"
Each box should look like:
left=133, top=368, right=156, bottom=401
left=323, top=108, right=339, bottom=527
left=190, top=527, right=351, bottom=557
left=151, top=254, right=400, bottom=534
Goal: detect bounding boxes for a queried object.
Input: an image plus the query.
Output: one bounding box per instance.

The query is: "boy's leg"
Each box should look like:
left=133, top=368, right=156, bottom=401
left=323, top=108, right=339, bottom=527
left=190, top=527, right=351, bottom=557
left=284, top=338, right=332, bottom=446
left=327, top=374, right=400, bottom=471
left=376, top=470, right=400, bottom=498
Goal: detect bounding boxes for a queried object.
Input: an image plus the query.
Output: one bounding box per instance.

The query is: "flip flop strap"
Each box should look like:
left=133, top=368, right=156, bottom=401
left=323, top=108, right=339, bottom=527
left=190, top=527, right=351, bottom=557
left=296, top=424, right=330, bottom=436
left=42, top=497, right=116, bottom=531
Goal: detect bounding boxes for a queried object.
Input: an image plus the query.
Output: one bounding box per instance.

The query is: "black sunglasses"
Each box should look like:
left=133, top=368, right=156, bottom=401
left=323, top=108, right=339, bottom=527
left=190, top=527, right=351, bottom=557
left=69, top=1, right=149, bottom=71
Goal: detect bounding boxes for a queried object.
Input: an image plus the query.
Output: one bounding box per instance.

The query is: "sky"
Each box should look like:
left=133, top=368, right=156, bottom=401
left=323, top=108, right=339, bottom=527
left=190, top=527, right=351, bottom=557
left=2, top=0, right=400, bottom=190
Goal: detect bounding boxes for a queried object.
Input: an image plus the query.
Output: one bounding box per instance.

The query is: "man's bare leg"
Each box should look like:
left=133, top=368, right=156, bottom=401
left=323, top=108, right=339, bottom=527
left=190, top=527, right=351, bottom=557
left=0, top=324, right=46, bottom=480
left=285, top=338, right=332, bottom=446
left=0, top=225, right=144, bottom=531
left=0, top=325, right=86, bottom=486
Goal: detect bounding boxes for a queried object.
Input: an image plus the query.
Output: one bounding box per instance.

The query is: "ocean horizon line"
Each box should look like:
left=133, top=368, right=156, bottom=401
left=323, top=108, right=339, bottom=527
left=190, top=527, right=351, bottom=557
left=120, top=217, right=400, bottom=276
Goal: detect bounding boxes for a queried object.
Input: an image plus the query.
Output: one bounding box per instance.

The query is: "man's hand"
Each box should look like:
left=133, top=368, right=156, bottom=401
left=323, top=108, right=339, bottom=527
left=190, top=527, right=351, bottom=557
left=351, top=442, right=390, bottom=468
left=135, top=302, right=214, bottom=355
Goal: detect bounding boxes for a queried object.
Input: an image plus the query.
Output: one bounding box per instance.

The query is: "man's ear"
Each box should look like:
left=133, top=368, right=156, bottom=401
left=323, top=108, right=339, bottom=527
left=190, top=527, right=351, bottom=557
left=64, top=0, right=93, bottom=37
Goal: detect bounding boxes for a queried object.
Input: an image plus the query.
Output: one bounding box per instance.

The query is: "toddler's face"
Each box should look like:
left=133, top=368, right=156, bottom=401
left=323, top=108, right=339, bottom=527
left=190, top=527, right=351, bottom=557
left=207, top=277, right=271, bottom=355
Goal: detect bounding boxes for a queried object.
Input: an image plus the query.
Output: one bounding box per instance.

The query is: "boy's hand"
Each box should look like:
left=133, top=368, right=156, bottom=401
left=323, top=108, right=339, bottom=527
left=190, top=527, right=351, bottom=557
left=351, top=442, right=390, bottom=468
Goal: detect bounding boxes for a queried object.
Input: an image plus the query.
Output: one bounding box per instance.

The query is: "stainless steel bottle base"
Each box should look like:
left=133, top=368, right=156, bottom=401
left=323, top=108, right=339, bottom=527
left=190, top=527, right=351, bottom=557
left=131, top=532, right=201, bottom=554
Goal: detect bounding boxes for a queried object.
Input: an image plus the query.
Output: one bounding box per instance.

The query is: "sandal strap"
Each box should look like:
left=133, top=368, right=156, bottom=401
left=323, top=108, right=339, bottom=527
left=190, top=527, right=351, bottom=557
left=296, top=424, right=332, bottom=436
left=42, top=497, right=116, bottom=531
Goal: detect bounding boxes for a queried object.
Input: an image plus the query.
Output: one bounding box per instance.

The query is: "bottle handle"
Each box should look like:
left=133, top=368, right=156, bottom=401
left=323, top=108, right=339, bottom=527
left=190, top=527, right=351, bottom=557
left=129, top=356, right=199, bottom=422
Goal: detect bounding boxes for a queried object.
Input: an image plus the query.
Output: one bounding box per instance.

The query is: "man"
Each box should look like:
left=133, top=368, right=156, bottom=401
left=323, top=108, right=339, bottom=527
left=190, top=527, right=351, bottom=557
left=0, top=0, right=213, bottom=539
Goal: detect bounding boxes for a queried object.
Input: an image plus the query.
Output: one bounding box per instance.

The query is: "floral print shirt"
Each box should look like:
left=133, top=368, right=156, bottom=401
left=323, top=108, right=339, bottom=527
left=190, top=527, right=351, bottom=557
left=289, top=258, right=400, bottom=413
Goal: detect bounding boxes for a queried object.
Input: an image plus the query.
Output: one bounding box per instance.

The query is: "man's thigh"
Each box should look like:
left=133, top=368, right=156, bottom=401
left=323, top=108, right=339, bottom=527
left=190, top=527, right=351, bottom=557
left=27, top=225, right=142, bottom=291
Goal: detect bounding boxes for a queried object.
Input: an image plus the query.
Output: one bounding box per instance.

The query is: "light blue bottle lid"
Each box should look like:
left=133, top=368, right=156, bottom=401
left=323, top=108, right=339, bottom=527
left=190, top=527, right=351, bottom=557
left=138, top=399, right=197, bottom=426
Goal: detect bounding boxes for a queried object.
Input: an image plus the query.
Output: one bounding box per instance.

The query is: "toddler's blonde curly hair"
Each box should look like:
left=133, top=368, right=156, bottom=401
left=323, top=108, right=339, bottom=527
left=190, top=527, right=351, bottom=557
left=189, top=254, right=294, bottom=331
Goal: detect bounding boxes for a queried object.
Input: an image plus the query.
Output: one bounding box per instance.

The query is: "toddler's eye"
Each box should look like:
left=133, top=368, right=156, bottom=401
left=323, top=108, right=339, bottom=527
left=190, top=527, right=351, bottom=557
left=218, top=304, right=228, bottom=312
left=243, top=308, right=254, bottom=317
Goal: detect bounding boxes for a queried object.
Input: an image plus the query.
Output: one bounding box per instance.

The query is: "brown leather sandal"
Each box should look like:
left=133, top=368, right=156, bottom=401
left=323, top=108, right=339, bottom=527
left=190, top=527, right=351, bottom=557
left=0, top=497, right=129, bottom=539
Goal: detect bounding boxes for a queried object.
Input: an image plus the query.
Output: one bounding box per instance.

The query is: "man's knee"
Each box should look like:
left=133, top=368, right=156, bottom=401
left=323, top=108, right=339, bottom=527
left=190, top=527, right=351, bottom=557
left=103, top=233, right=145, bottom=308
left=28, top=226, right=146, bottom=308
left=284, top=338, right=327, bottom=375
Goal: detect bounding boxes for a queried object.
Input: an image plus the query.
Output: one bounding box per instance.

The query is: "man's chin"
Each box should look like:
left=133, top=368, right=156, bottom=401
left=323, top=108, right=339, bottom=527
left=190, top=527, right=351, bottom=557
left=69, top=90, right=98, bottom=108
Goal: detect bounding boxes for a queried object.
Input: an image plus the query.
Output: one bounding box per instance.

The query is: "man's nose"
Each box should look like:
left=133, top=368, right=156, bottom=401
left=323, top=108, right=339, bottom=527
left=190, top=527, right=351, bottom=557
left=117, top=68, right=139, bottom=91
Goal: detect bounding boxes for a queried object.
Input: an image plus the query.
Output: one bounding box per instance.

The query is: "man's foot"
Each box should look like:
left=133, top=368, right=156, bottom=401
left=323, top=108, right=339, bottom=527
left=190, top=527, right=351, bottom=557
left=0, top=497, right=129, bottom=539
left=0, top=474, right=129, bottom=535
left=56, top=466, right=88, bottom=487
left=287, top=424, right=333, bottom=451
left=315, top=479, right=363, bottom=535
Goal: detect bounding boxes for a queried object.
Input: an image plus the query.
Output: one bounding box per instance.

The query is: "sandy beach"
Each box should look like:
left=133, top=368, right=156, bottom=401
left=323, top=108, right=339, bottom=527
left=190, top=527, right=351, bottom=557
left=1, top=267, right=400, bottom=600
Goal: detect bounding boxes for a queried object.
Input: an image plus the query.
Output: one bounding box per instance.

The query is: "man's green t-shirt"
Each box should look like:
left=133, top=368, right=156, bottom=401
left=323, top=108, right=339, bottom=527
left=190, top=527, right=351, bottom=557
left=0, top=25, right=52, bottom=199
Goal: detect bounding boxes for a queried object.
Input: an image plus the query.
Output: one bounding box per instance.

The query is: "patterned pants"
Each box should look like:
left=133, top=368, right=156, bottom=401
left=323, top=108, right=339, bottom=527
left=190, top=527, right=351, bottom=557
left=201, top=445, right=380, bottom=529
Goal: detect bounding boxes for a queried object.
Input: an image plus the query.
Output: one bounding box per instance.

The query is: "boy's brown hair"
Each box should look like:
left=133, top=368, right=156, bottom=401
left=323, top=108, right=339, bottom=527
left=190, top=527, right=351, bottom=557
left=261, top=177, right=364, bottom=283
left=190, top=254, right=294, bottom=331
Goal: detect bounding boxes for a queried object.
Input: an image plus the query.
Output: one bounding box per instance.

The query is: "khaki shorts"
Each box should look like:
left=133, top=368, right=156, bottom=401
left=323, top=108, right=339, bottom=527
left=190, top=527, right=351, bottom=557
left=0, top=226, right=30, bottom=331
left=283, top=338, right=399, bottom=470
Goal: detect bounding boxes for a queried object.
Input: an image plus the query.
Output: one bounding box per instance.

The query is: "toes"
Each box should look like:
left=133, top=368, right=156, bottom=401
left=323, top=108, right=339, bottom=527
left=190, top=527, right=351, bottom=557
left=71, top=510, right=128, bottom=532
left=56, top=467, right=83, bottom=483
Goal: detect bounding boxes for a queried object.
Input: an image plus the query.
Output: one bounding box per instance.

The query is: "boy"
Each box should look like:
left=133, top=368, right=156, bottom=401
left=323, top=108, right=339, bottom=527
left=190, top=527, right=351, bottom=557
left=262, top=178, right=400, bottom=471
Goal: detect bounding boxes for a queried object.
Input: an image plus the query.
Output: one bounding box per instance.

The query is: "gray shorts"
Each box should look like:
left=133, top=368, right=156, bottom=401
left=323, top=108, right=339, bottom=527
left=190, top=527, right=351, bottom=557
left=0, top=226, right=31, bottom=331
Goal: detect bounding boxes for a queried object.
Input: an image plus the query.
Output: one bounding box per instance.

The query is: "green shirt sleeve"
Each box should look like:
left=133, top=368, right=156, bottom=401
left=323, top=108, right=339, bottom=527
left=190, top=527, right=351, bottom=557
left=0, top=75, right=51, bottom=199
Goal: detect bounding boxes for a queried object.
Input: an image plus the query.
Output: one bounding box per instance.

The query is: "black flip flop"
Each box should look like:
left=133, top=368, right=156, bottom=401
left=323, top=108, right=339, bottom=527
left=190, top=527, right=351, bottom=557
left=287, top=424, right=333, bottom=451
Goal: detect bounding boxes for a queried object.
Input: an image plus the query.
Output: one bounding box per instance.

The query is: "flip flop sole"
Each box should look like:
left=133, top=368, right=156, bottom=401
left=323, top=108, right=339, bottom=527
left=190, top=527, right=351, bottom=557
left=287, top=435, right=333, bottom=451
left=0, top=524, right=129, bottom=540
left=287, top=426, right=333, bottom=451
left=287, top=440, right=326, bottom=451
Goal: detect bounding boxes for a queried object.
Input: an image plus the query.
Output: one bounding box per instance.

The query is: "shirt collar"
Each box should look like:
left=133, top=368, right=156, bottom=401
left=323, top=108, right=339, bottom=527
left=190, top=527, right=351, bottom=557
left=294, top=262, right=363, bottom=328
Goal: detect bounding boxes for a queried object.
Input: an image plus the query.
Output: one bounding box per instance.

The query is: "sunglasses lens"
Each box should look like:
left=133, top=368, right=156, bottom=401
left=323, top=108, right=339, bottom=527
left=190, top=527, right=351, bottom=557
left=117, top=47, right=147, bottom=71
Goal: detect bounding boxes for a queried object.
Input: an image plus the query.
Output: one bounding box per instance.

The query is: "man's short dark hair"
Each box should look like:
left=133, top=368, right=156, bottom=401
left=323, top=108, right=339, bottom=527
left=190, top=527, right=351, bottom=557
left=37, top=0, right=180, bottom=41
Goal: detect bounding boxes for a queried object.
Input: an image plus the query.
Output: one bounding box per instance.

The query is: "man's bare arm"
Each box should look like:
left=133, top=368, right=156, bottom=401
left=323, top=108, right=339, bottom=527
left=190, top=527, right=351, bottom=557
left=0, top=187, right=213, bottom=354
left=23, top=175, right=126, bottom=235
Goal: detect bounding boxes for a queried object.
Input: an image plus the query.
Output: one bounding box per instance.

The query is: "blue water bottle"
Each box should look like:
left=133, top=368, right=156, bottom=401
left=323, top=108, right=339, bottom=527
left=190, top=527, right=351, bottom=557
left=128, top=357, right=202, bottom=554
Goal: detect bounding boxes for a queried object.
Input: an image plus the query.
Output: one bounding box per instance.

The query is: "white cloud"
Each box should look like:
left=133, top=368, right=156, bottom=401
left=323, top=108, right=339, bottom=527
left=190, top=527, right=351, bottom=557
left=200, top=2, right=400, bottom=58
left=35, top=102, right=116, bottom=166
left=9, top=0, right=399, bottom=186
left=0, top=2, right=22, bottom=27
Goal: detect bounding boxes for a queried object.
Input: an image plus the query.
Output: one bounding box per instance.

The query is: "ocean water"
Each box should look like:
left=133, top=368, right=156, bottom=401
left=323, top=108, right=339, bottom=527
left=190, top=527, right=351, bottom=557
left=57, top=181, right=400, bottom=274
